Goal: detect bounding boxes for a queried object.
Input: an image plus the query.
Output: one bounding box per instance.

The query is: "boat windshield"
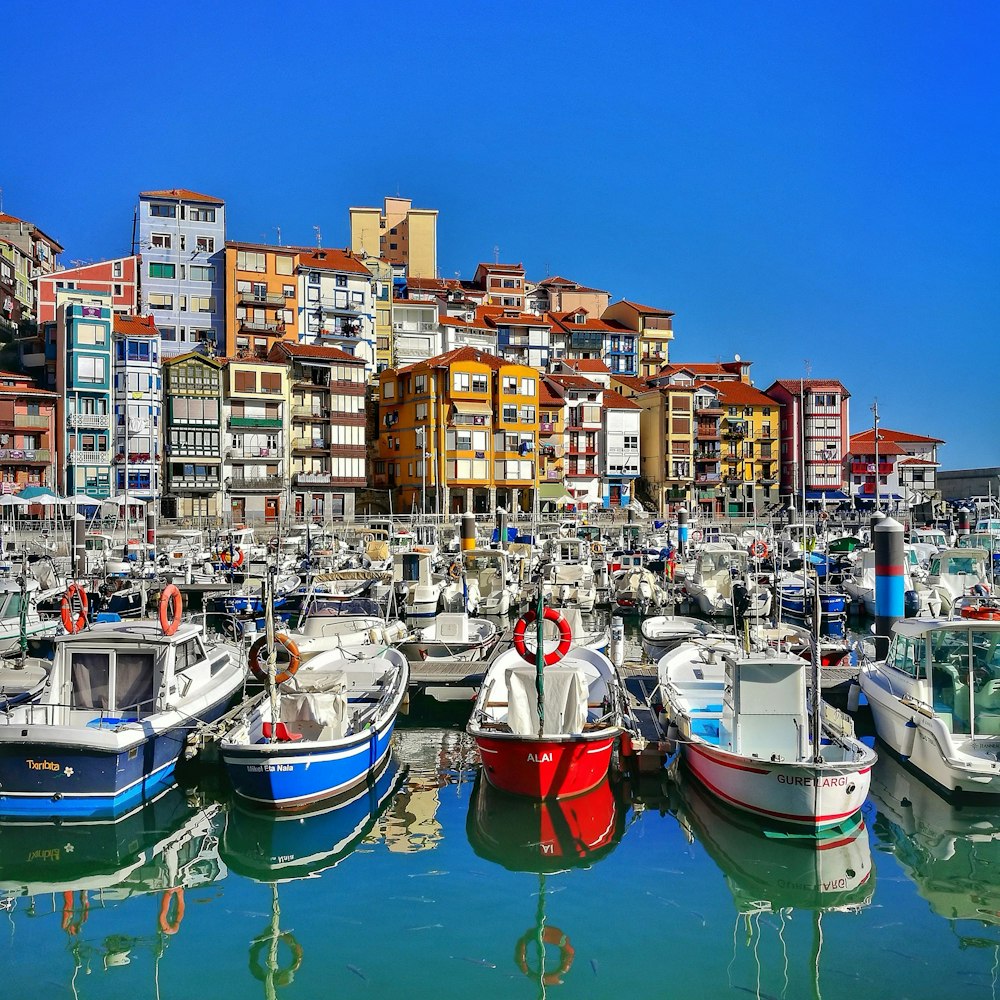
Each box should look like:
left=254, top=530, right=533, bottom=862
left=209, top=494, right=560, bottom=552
left=69, top=649, right=158, bottom=715
left=928, top=628, right=1000, bottom=736
left=307, top=598, right=382, bottom=618
left=932, top=554, right=985, bottom=579
left=702, top=550, right=746, bottom=575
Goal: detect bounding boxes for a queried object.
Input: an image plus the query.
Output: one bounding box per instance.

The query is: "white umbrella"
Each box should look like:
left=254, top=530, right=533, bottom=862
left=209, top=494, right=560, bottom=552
left=556, top=494, right=575, bottom=506
left=0, top=495, right=30, bottom=507
left=102, top=493, right=148, bottom=512
left=24, top=491, right=61, bottom=505
left=63, top=493, right=102, bottom=506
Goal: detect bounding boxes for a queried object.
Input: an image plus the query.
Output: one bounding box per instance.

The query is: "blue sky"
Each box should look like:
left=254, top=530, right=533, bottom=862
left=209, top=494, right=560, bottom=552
left=6, top=1, right=998, bottom=469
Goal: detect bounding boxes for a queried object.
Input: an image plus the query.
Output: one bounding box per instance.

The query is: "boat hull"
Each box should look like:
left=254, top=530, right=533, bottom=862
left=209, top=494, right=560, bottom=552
left=681, top=740, right=871, bottom=830
left=473, top=731, right=617, bottom=799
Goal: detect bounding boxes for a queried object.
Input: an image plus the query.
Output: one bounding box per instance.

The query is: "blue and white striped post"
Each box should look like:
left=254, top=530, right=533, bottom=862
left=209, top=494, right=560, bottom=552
left=677, top=508, right=689, bottom=558
left=874, top=516, right=905, bottom=658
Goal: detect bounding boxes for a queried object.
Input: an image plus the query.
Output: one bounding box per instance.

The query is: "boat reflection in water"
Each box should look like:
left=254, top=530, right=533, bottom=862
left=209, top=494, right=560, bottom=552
left=467, top=773, right=630, bottom=990
left=870, top=750, right=1000, bottom=943
left=670, top=767, right=874, bottom=999
left=0, top=780, right=225, bottom=984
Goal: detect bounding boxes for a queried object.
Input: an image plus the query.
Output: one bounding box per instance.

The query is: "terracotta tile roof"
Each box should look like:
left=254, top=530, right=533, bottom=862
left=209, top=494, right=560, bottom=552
left=162, top=351, right=223, bottom=368
left=545, top=374, right=602, bottom=391
left=710, top=381, right=776, bottom=407
left=395, top=345, right=505, bottom=375
left=602, top=388, right=640, bottom=410
left=536, top=275, right=609, bottom=294
left=898, top=457, right=940, bottom=465
left=615, top=299, right=675, bottom=317
left=476, top=262, right=524, bottom=273
left=851, top=427, right=944, bottom=446
left=0, top=214, right=64, bottom=251
left=113, top=314, right=158, bottom=337
left=611, top=375, right=651, bottom=393
left=661, top=362, right=744, bottom=377
left=439, top=315, right=470, bottom=327
left=850, top=440, right=907, bottom=457
left=546, top=310, right=619, bottom=333
left=487, top=312, right=551, bottom=328
left=559, top=358, right=611, bottom=374
left=140, top=188, right=224, bottom=205
left=269, top=341, right=363, bottom=364
left=768, top=378, right=850, bottom=396
left=539, top=383, right=565, bottom=407
left=298, top=248, right=372, bottom=276
left=0, top=385, right=58, bottom=398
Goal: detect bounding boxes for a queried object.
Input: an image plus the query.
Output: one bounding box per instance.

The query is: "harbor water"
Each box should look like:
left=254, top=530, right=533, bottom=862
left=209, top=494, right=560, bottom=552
left=1, top=621, right=998, bottom=999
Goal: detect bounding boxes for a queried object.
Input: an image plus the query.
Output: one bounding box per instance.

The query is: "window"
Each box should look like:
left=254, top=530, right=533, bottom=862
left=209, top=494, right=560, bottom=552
left=382, top=382, right=396, bottom=400
left=189, top=207, right=216, bottom=223
left=150, top=203, right=176, bottom=218
left=502, top=404, right=517, bottom=422
left=260, top=372, right=281, bottom=394
left=502, top=376, right=517, bottom=394
left=235, top=370, right=256, bottom=392
left=471, top=374, right=488, bottom=393
left=275, top=255, right=293, bottom=276
left=453, top=372, right=470, bottom=392
left=624, top=434, right=638, bottom=450
left=189, top=296, right=215, bottom=313
left=151, top=233, right=171, bottom=249
left=520, top=377, right=536, bottom=396
left=414, top=375, right=426, bottom=393
left=236, top=251, right=266, bottom=273
left=196, top=236, right=215, bottom=253
left=189, top=265, right=215, bottom=282
left=520, top=405, right=535, bottom=423
left=282, top=284, right=294, bottom=298
left=76, top=323, right=106, bottom=345
left=148, top=293, right=172, bottom=310
left=77, top=355, right=106, bottom=383
left=415, top=402, right=427, bottom=421
left=149, top=262, right=175, bottom=279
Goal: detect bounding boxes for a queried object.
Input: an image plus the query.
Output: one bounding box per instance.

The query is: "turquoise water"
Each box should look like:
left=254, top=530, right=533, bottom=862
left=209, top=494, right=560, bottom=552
left=2, top=714, right=1000, bottom=1000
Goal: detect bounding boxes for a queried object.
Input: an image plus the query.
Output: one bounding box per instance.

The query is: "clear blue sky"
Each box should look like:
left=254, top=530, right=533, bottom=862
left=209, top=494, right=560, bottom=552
left=6, top=1, right=998, bottom=469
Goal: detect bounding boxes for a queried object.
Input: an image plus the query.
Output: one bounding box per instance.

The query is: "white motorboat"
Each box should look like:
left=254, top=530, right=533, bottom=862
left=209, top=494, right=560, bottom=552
left=541, top=538, right=596, bottom=613
left=454, top=548, right=524, bottom=617
left=660, top=639, right=876, bottom=831
left=859, top=612, right=1000, bottom=796
left=684, top=545, right=771, bottom=619
left=612, top=565, right=669, bottom=616
left=397, top=613, right=500, bottom=663
left=288, top=596, right=407, bottom=663
left=393, top=548, right=446, bottom=622
left=923, top=548, right=992, bottom=615
left=640, top=615, right=718, bottom=663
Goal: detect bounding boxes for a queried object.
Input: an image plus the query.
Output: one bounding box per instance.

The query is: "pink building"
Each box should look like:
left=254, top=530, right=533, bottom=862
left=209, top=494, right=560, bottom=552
left=0, top=371, right=59, bottom=494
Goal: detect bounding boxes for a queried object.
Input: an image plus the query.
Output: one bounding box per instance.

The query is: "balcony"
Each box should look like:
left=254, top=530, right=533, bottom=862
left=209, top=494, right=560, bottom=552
left=229, top=449, right=283, bottom=460
left=316, top=299, right=365, bottom=315
left=228, top=477, right=276, bottom=492
left=695, top=473, right=722, bottom=484
left=539, top=421, right=555, bottom=433
left=14, top=414, right=49, bottom=430
left=166, top=475, right=220, bottom=492
left=229, top=416, right=282, bottom=429
left=696, top=489, right=718, bottom=501
left=239, top=292, right=286, bottom=307
left=724, top=424, right=748, bottom=439
left=292, top=405, right=329, bottom=419
left=695, top=426, right=720, bottom=441
left=546, top=470, right=562, bottom=481
left=69, top=413, right=110, bottom=429
left=113, top=452, right=156, bottom=465
left=694, top=450, right=721, bottom=462
left=294, top=472, right=332, bottom=485
left=239, top=320, right=283, bottom=335
left=724, top=473, right=743, bottom=484
left=292, top=437, right=330, bottom=451
left=69, top=450, right=111, bottom=466
left=699, top=405, right=724, bottom=416
left=851, top=461, right=893, bottom=476
left=0, top=448, right=50, bottom=463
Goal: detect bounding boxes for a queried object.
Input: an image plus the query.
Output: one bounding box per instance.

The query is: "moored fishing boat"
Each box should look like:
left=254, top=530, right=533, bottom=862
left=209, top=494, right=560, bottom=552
left=397, top=612, right=500, bottom=664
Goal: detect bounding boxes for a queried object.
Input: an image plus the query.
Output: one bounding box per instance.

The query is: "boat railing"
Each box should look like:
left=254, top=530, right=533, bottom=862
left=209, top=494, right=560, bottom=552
left=1, top=700, right=154, bottom=727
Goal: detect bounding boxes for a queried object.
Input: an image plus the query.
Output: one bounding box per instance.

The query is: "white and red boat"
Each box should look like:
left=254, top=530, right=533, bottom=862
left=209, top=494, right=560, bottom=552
left=659, top=639, right=875, bottom=831
left=467, top=607, right=634, bottom=799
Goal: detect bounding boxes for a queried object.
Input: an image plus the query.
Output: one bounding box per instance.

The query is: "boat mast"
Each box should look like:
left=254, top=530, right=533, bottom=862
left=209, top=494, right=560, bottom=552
left=535, top=582, right=545, bottom=738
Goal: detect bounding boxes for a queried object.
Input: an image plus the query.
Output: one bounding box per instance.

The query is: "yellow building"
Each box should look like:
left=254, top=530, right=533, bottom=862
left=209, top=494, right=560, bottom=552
left=224, top=242, right=299, bottom=358
left=603, top=300, right=675, bottom=378
left=714, top=381, right=781, bottom=516
left=349, top=197, right=437, bottom=280
left=538, top=381, right=567, bottom=509
left=359, top=253, right=394, bottom=373
left=375, top=346, right=540, bottom=515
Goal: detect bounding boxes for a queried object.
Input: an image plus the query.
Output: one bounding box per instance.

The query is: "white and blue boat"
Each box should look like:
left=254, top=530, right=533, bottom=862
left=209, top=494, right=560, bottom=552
left=0, top=619, right=245, bottom=818
left=219, top=647, right=409, bottom=810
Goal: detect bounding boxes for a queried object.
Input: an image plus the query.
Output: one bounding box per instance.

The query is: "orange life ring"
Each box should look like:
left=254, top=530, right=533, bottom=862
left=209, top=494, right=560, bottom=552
left=748, top=540, right=769, bottom=559
left=960, top=605, right=1000, bottom=621
left=159, top=887, right=185, bottom=935
left=515, top=925, right=575, bottom=986
left=249, top=633, right=301, bottom=684
left=61, top=890, right=89, bottom=936
left=513, top=608, right=573, bottom=666
left=60, top=583, right=88, bottom=634
left=219, top=547, right=245, bottom=568
left=159, top=584, right=183, bottom=635
left=249, top=931, right=304, bottom=987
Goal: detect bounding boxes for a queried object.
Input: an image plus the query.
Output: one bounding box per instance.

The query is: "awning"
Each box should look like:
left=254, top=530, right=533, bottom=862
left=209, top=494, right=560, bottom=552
left=805, top=490, right=848, bottom=501
left=452, top=400, right=492, bottom=415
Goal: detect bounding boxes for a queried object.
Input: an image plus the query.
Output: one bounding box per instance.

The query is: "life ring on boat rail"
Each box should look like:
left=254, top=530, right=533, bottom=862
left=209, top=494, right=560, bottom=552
left=60, top=583, right=88, bottom=634
left=159, top=887, right=185, bottom=935
left=748, top=540, right=769, bottom=559
left=961, top=604, right=1000, bottom=621
left=159, top=584, right=183, bottom=636
left=61, top=890, right=89, bottom=936
left=249, top=633, right=301, bottom=685
left=690, top=528, right=704, bottom=543
left=591, top=541, right=604, bottom=556
left=218, top=547, right=245, bottom=568
left=512, top=607, right=573, bottom=667
left=361, top=532, right=375, bottom=544
left=249, top=930, right=304, bottom=987
left=413, top=545, right=433, bottom=554
left=515, top=925, right=575, bottom=986
left=448, top=561, right=462, bottom=580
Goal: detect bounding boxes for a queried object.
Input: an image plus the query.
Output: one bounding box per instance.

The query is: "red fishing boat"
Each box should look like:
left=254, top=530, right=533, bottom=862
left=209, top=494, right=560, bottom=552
left=467, top=607, right=634, bottom=798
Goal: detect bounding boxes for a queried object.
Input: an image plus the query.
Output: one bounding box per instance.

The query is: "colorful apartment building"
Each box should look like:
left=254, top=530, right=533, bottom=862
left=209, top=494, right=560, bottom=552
left=538, top=380, right=567, bottom=509
left=602, top=300, right=675, bottom=378
left=222, top=358, right=288, bottom=523
left=392, top=299, right=440, bottom=368
left=297, top=248, right=377, bottom=371
left=526, top=275, right=610, bottom=317
left=0, top=238, right=34, bottom=336
left=0, top=212, right=62, bottom=281
left=475, top=262, right=525, bottom=309
left=765, top=379, right=851, bottom=504
left=161, top=352, right=224, bottom=520
left=269, top=342, right=367, bottom=520
left=542, top=374, right=604, bottom=506
left=359, top=254, right=394, bottom=373
left=349, top=197, right=437, bottom=280
left=113, top=315, right=161, bottom=500
left=224, top=242, right=298, bottom=359
left=547, top=309, right=637, bottom=376
left=493, top=311, right=551, bottom=369
left=846, top=427, right=944, bottom=508
left=138, top=189, right=226, bottom=356
left=376, top=346, right=540, bottom=515
left=52, top=291, right=114, bottom=498
left=601, top=388, right=641, bottom=507
left=0, top=371, right=58, bottom=495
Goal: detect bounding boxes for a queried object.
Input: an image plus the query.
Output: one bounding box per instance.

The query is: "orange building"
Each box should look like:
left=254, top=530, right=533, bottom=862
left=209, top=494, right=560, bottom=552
left=224, top=242, right=299, bottom=358
left=375, top=346, right=540, bottom=514
left=0, top=371, right=58, bottom=495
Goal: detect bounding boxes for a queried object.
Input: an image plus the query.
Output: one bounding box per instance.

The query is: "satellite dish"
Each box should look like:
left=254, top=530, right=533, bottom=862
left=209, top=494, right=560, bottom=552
left=734, top=353, right=741, bottom=362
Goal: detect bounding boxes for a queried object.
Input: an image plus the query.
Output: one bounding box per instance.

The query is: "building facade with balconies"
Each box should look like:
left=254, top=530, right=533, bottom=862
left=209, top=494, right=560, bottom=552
left=113, top=315, right=161, bottom=502
left=225, top=242, right=298, bottom=359
left=547, top=309, right=638, bottom=376
left=543, top=375, right=604, bottom=506
left=0, top=371, right=58, bottom=496
left=161, top=352, right=223, bottom=520
left=602, top=300, right=675, bottom=379
left=601, top=389, right=641, bottom=508
left=526, top=275, right=610, bottom=318
left=765, top=379, right=851, bottom=505
left=222, top=358, right=288, bottom=523
left=0, top=238, right=34, bottom=339
left=537, top=381, right=567, bottom=510
left=391, top=299, right=440, bottom=368
left=138, top=189, right=226, bottom=356
left=297, top=249, right=377, bottom=374
left=846, top=427, right=944, bottom=510
left=377, top=346, right=540, bottom=515
left=492, top=311, right=551, bottom=370
left=269, top=341, right=367, bottom=520
left=349, top=197, right=438, bottom=280
left=52, top=291, right=114, bottom=498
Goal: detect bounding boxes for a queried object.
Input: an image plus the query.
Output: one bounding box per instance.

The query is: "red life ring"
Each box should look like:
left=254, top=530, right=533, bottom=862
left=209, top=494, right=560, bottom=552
left=61, top=890, right=89, bottom=936
left=961, top=605, right=1000, bottom=621
left=249, top=634, right=301, bottom=685
left=219, top=547, right=245, bottom=568
left=512, top=608, right=573, bottom=667
left=691, top=528, right=704, bottom=543
left=159, top=887, right=185, bottom=935
left=249, top=931, right=304, bottom=987
left=748, top=540, right=769, bottom=559
left=60, top=584, right=88, bottom=634
left=515, top=925, right=575, bottom=986
left=159, top=584, right=183, bottom=635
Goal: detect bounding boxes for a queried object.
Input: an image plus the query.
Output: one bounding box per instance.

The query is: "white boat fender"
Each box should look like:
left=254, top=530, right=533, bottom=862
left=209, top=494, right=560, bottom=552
left=847, top=682, right=861, bottom=713
left=900, top=717, right=918, bottom=759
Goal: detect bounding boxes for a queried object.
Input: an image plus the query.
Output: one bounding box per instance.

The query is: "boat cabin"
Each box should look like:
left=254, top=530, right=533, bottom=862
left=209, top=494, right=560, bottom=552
left=928, top=549, right=990, bottom=599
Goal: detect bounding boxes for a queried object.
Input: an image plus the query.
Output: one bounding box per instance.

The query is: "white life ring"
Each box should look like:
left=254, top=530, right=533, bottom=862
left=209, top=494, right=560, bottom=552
left=691, top=528, right=704, bottom=543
